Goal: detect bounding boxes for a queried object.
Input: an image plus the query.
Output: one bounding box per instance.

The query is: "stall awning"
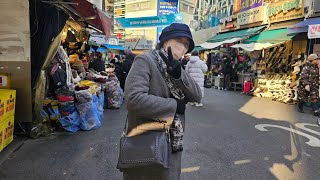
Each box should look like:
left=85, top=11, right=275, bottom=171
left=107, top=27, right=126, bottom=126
left=90, top=47, right=107, bottom=52
left=61, top=0, right=112, bottom=38
left=231, top=43, right=283, bottom=52
left=244, top=28, right=295, bottom=44
left=193, top=46, right=205, bottom=51
left=231, top=28, right=295, bottom=51
left=103, top=44, right=126, bottom=50
left=206, top=26, right=265, bottom=43
left=288, top=17, right=320, bottom=34
left=200, top=38, right=243, bottom=49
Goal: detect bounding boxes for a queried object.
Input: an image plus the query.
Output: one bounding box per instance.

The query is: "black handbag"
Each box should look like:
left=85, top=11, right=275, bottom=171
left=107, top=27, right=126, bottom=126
left=116, top=117, right=171, bottom=171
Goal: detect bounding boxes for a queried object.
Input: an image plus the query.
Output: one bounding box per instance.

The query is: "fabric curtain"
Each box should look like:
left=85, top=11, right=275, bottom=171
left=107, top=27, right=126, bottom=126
left=30, top=0, right=68, bottom=88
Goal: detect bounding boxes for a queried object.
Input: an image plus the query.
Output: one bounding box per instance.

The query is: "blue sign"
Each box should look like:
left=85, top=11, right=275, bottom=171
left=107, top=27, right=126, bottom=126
left=116, top=13, right=182, bottom=28
left=158, top=0, right=179, bottom=16
left=157, top=27, right=164, bottom=43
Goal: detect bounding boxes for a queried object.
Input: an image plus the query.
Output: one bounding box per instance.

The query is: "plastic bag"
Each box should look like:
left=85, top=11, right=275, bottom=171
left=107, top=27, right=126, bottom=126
left=58, top=111, right=81, bottom=133
left=58, top=101, right=76, bottom=116
left=77, top=102, right=101, bottom=130
left=105, top=80, right=123, bottom=109
left=75, top=89, right=93, bottom=104
left=98, top=92, right=105, bottom=119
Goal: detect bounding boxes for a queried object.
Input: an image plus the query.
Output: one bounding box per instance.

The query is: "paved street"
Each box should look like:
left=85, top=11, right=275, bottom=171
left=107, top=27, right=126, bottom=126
left=0, top=89, right=320, bottom=180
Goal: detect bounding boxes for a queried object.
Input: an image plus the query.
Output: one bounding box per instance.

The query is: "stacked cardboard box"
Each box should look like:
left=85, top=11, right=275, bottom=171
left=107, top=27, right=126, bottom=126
left=0, top=89, right=16, bottom=152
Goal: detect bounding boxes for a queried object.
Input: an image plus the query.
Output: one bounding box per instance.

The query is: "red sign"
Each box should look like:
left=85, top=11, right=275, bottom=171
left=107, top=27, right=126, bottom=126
left=226, top=23, right=235, bottom=28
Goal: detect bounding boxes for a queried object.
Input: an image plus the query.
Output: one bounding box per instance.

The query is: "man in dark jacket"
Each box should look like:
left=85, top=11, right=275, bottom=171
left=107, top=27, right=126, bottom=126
left=89, top=53, right=105, bottom=72
left=123, top=53, right=135, bottom=75
left=181, top=54, right=190, bottom=69
left=222, top=56, right=233, bottom=90
left=298, top=54, right=320, bottom=117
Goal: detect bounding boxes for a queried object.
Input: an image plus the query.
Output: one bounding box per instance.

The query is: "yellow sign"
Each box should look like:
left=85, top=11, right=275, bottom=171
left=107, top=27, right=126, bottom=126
left=267, top=0, right=304, bottom=23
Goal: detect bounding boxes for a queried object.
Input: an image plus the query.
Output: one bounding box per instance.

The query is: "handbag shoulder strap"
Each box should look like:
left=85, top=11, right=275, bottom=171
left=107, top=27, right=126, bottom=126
left=123, top=114, right=168, bottom=136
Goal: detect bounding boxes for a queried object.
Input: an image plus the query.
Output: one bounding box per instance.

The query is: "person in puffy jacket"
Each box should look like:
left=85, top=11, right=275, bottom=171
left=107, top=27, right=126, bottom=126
left=186, top=51, right=208, bottom=106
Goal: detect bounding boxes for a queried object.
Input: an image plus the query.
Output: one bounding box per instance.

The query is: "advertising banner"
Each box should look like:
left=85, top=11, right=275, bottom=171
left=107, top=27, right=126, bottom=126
left=267, top=0, right=304, bottom=23
left=315, top=1, right=320, bottom=13
left=240, top=0, right=263, bottom=12
left=125, top=39, right=153, bottom=50
left=237, top=6, right=265, bottom=26
left=116, top=13, right=182, bottom=28
left=158, top=0, right=178, bottom=16
left=308, top=24, right=320, bottom=39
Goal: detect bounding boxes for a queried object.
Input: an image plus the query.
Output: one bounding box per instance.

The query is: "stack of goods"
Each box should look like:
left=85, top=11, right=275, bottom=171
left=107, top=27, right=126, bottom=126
left=251, top=75, right=298, bottom=104
left=0, top=89, right=16, bottom=152
left=105, top=76, right=123, bottom=109
left=56, top=87, right=80, bottom=132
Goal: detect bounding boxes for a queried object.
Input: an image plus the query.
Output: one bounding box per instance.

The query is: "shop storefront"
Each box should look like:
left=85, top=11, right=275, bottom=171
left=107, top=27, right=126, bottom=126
left=1, top=0, right=120, bottom=141
left=200, top=0, right=309, bottom=105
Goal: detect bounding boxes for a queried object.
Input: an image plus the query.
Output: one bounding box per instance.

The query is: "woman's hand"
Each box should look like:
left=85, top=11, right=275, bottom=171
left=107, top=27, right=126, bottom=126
left=160, top=46, right=182, bottom=79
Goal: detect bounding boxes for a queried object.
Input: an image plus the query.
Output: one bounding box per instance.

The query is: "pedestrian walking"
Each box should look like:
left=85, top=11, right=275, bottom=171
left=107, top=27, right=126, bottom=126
left=118, top=23, right=202, bottom=180
left=180, top=54, right=190, bottom=69
left=221, top=56, right=232, bottom=90
left=110, top=57, right=125, bottom=90
left=298, top=54, right=320, bottom=117
left=186, top=51, right=208, bottom=106
left=89, top=52, right=105, bottom=72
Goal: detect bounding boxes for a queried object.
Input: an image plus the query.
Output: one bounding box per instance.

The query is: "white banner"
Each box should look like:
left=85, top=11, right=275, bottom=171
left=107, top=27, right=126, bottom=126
left=125, top=39, right=153, bottom=50
left=237, top=6, right=265, bottom=26
left=308, top=24, right=320, bottom=39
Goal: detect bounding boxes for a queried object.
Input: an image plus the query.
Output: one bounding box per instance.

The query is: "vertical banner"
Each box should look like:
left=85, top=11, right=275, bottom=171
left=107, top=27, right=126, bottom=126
left=158, top=0, right=179, bottom=16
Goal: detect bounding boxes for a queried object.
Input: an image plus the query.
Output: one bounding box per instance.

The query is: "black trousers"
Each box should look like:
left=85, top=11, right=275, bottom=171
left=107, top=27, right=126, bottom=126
left=299, top=101, right=318, bottom=111
left=223, top=74, right=230, bottom=89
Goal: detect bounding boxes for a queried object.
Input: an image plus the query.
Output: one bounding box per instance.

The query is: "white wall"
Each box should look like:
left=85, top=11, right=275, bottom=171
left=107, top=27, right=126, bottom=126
left=0, top=0, right=30, bottom=62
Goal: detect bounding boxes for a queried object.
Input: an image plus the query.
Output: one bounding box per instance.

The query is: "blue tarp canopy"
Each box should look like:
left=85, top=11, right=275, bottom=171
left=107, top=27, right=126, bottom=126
left=90, top=47, right=107, bottom=52
left=288, top=17, right=320, bottom=34
left=103, top=44, right=126, bottom=50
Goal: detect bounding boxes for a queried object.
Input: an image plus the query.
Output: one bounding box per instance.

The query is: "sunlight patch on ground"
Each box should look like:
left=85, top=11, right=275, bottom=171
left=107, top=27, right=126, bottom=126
left=234, top=159, right=252, bottom=165
left=238, top=98, right=296, bottom=122
left=181, top=166, right=200, bottom=173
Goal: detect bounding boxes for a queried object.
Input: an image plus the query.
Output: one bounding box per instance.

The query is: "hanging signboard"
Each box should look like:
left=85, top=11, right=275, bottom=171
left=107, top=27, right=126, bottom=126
left=237, top=6, right=265, bottom=26
left=240, top=0, right=263, bottom=12
left=315, top=1, right=320, bottom=13
left=116, top=13, right=182, bottom=28
left=158, top=0, right=178, bottom=16
left=308, top=24, right=320, bottom=39
left=125, top=39, right=153, bottom=50
left=267, top=0, right=304, bottom=23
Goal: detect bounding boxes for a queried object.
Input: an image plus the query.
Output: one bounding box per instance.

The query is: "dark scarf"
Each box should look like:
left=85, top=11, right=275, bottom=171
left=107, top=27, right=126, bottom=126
left=152, top=49, right=185, bottom=153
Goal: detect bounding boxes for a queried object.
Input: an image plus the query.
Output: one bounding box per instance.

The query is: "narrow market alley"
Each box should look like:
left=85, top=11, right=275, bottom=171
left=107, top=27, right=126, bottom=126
left=0, top=89, right=320, bottom=180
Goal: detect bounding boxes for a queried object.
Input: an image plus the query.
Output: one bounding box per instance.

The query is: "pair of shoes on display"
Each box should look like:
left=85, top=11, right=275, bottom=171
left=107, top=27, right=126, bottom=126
left=194, top=103, right=203, bottom=107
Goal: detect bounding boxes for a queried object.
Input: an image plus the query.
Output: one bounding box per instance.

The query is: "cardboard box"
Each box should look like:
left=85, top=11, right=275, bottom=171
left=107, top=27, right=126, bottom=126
left=2, top=116, right=14, bottom=150
left=0, top=121, right=4, bottom=152
left=0, top=89, right=16, bottom=122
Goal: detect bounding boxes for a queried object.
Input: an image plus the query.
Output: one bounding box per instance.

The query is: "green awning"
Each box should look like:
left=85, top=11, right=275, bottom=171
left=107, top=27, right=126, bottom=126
left=244, top=28, right=295, bottom=44
left=207, top=26, right=265, bottom=43
left=193, top=46, right=205, bottom=51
